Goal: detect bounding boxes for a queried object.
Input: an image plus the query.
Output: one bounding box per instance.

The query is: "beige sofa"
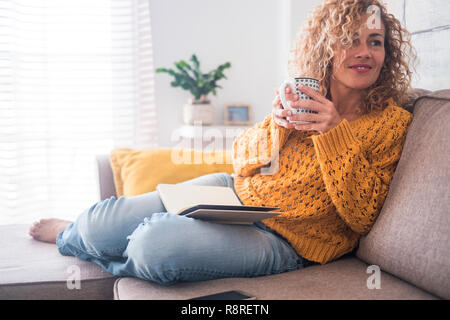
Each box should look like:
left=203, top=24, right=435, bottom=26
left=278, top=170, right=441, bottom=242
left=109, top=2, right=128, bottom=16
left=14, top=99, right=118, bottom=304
left=0, top=89, right=448, bottom=300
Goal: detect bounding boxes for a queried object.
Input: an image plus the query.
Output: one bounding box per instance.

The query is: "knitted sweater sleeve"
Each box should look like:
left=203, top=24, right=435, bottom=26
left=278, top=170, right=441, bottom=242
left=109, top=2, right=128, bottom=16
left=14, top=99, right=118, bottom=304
left=232, top=113, right=293, bottom=177
left=311, top=109, right=413, bottom=235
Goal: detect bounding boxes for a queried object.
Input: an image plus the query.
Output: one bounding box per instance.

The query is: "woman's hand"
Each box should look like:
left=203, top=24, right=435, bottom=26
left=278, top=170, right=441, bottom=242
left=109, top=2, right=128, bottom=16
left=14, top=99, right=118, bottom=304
left=287, top=85, right=343, bottom=134
left=272, top=85, right=298, bottom=129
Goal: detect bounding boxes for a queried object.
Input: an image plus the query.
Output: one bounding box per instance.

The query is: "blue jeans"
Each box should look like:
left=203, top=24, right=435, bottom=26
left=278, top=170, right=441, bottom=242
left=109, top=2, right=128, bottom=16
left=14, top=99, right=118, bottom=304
left=57, top=172, right=304, bottom=285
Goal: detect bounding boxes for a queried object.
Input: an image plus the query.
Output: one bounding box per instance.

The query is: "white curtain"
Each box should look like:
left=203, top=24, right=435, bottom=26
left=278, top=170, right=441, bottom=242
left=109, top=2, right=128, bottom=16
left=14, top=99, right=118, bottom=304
left=0, top=0, right=158, bottom=225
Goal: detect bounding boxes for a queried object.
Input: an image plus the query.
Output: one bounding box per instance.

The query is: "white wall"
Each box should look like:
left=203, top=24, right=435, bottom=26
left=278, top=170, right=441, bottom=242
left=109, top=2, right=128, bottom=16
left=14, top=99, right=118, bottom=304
left=149, top=0, right=321, bottom=148
left=386, top=0, right=450, bottom=91
left=289, top=0, right=322, bottom=42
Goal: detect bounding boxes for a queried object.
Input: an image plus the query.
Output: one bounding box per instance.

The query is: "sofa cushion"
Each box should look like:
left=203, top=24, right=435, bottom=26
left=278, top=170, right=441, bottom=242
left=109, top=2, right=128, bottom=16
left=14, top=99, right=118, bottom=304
left=0, top=224, right=117, bottom=299
left=110, top=148, right=234, bottom=197
left=357, top=90, right=450, bottom=299
left=113, top=257, right=437, bottom=300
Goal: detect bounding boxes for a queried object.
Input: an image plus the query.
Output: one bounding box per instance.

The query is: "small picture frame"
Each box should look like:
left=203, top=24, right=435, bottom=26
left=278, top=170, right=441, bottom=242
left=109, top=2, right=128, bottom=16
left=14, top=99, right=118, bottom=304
left=224, top=104, right=252, bottom=125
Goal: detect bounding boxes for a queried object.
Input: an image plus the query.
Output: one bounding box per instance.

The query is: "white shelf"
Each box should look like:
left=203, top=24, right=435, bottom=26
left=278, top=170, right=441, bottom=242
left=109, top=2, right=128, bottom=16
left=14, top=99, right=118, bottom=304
left=173, top=124, right=253, bottom=150
left=177, top=124, right=252, bottom=138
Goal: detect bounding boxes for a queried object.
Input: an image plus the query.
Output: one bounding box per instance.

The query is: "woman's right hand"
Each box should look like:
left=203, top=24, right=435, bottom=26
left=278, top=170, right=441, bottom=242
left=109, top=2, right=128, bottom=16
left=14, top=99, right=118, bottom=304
left=272, top=85, right=298, bottom=129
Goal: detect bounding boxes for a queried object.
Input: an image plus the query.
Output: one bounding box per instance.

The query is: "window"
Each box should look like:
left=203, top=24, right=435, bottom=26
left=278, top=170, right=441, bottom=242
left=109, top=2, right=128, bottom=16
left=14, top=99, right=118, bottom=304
left=0, top=0, right=158, bottom=225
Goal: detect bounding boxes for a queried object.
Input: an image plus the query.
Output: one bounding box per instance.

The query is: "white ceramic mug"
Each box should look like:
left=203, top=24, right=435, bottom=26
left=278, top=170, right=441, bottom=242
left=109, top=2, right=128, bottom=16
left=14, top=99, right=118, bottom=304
left=279, top=77, right=319, bottom=124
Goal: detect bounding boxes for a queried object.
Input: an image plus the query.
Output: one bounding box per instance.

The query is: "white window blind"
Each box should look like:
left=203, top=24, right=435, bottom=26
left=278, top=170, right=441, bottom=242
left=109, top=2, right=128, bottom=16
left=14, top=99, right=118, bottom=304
left=0, top=0, right=158, bottom=225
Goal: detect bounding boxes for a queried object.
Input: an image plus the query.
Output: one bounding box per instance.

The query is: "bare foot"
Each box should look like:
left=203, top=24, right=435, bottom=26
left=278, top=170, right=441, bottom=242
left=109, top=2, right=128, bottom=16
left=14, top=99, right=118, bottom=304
left=29, top=218, right=72, bottom=244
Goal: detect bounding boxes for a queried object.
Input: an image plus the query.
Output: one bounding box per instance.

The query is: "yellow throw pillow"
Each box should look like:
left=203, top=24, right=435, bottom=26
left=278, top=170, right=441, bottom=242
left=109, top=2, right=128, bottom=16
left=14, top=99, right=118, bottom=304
left=110, top=148, right=235, bottom=197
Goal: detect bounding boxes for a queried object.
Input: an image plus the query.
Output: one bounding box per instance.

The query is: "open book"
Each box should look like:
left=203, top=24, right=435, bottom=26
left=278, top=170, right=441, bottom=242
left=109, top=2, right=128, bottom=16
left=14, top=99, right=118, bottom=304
left=156, top=184, right=281, bottom=225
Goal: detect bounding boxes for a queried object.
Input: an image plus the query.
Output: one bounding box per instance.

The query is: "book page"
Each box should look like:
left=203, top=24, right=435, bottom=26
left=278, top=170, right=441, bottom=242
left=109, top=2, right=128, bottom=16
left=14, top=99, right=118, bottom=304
left=156, top=184, right=243, bottom=214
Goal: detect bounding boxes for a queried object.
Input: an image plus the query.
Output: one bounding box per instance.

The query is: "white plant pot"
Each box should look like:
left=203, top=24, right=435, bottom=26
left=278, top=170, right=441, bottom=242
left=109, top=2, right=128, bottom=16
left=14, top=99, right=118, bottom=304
left=183, top=98, right=214, bottom=125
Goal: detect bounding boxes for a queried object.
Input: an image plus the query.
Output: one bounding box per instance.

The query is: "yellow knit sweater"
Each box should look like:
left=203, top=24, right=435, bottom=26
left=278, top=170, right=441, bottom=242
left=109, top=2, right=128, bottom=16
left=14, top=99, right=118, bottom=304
left=232, top=100, right=413, bottom=264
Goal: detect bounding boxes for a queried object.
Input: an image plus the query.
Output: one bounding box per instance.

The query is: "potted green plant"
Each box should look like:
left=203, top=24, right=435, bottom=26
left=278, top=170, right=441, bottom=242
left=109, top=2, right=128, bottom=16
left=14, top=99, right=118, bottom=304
left=156, top=54, right=231, bottom=125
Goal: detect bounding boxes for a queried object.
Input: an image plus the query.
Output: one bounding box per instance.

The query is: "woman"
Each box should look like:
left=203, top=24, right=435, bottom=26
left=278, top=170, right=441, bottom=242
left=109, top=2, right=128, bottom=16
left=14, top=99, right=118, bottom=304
left=29, top=0, right=415, bottom=285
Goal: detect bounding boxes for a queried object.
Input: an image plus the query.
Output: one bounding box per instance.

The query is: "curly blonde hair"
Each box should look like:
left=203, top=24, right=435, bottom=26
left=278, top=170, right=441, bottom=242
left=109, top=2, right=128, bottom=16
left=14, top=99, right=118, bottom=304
left=288, top=0, right=416, bottom=115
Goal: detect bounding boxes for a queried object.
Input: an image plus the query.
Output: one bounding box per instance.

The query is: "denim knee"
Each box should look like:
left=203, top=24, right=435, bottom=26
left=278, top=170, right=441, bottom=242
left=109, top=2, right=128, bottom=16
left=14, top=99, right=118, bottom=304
left=124, top=213, right=193, bottom=285
left=217, top=172, right=234, bottom=188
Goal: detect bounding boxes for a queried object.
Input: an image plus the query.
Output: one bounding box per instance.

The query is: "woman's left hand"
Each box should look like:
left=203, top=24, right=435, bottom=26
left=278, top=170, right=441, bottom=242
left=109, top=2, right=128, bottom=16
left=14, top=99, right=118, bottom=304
left=288, top=85, right=342, bottom=134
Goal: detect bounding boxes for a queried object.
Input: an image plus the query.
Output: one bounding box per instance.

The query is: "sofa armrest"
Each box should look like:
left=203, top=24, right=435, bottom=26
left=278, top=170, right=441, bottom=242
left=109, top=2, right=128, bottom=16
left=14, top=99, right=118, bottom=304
left=96, top=154, right=117, bottom=200
left=404, top=88, right=432, bottom=113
